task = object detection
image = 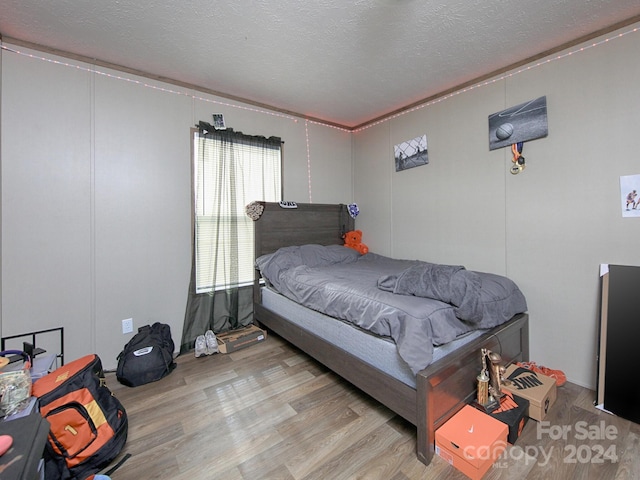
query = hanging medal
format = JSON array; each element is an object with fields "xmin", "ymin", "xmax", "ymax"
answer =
[{"xmin": 510, "ymin": 142, "xmax": 525, "ymax": 174}]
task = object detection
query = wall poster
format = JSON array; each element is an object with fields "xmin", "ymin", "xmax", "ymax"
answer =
[
  {"xmin": 488, "ymin": 96, "xmax": 548, "ymax": 151},
  {"xmin": 394, "ymin": 134, "xmax": 428, "ymax": 172},
  {"xmin": 621, "ymin": 174, "xmax": 640, "ymax": 217}
]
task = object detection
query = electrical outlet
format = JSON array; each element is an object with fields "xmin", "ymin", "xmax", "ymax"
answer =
[{"xmin": 122, "ymin": 318, "xmax": 134, "ymax": 334}]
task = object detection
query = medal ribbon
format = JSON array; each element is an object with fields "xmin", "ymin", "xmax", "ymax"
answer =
[{"xmin": 511, "ymin": 142, "xmax": 524, "ymax": 164}]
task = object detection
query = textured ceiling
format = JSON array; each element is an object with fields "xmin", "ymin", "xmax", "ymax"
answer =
[{"xmin": 1, "ymin": 1, "xmax": 639, "ymax": 128}]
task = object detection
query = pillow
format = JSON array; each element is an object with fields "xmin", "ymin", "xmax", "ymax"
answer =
[{"xmin": 256, "ymin": 244, "xmax": 360, "ymax": 291}]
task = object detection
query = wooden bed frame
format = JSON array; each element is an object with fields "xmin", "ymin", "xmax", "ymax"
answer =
[{"xmin": 252, "ymin": 202, "xmax": 529, "ymax": 465}]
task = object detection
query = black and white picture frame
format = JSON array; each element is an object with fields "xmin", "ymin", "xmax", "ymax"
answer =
[
  {"xmin": 394, "ymin": 134, "xmax": 428, "ymax": 172},
  {"xmin": 489, "ymin": 96, "xmax": 548, "ymax": 150},
  {"xmin": 212, "ymin": 113, "xmax": 226, "ymax": 130}
]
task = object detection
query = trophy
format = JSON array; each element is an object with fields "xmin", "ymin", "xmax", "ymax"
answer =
[
  {"xmin": 476, "ymin": 353, "xmax": 490, "ymax": 405},
  {"xmin": 487, "ymin": 350, "xmax": 507, "ymax": 401},
  {"xmin": 475, "ymin": 348, "xmax": 506, "ymax": 412}
]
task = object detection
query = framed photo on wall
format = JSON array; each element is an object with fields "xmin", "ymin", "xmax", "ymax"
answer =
[
  {"xmin": 394, "ymin": 134, "xmax": 428, "ymax": 172},
  {"xmin": 488, "ymin": 96, "xmax": 548, "ymax": 151}
]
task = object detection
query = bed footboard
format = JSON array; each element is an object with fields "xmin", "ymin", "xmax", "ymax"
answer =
[{"xmin": 415, "ymin": 313, "xmax": 529, "ymax": 465}]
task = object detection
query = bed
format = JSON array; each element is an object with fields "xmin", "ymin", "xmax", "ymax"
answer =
[{"xmin": 251, "ymin": 202, "xmax": 529, "ymax": 465}]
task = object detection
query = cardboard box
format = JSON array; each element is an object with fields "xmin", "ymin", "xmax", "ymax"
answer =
[
  {"xmin": 216, "ymin": 325, "xmax": 267, "ymax": 354},
  {"xmin": 481, "ymin": 392, "xmax": 529, "ymax": 444},
  {"xmin": 502, "ymin": 364, "xmax": 557, "ymax": 421},
  {"xmin": 435, "ymin": 405, "xmax": 508, "ymax": 480}
]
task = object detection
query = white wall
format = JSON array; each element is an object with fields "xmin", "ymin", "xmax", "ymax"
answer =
[
  {"xmin": 0, "ymin": 46, "xmax": 353, "ymax": 369},
  {"xmin": 353, "ymin": 24, "xmax": 640, "ymax": 389}
]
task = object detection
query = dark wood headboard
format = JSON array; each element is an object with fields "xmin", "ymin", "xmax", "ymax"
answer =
[{"xmin": 253, "ymin": 202, "xmax": 354, "ymax": 259}]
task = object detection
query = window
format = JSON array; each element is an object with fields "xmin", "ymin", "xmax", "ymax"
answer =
[{"xmin": 193, "ymin": 129, "xmax": 281, "ymax": 293}]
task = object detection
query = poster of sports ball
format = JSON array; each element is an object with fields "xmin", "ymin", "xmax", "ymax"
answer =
[
  {"xmin": 394, "ymin": 134, "xmax": 428, "ymax": 172},
  {"xmin": 488, "ymin": 96, "xmax": 548, "ymax": 150},
  {"xmin": 620, "ymin": 174, "xmax": 640, "ymax": 218}
]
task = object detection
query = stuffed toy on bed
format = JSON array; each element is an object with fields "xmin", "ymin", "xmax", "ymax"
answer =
[{"xmin": 343, "ymin": 230, "xmax": 369, "ymax": 255}]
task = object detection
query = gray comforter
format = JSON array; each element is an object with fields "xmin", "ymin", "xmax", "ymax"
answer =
[
  {"xmin": 377, "ymin": 263, "xmax": 483, "ymax": 323},
  {"xmin": 256, "ymin": 245, "xmax": 527, "ymax": 374}
]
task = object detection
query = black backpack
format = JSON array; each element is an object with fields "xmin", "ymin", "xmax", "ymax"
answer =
[
  {"xmin": 32, "ymin": 354, "xmax": 128, "ymax": 480},
  {"xmin": 116, "ymin": 322, "xmax": 176, "ymax": 387}
]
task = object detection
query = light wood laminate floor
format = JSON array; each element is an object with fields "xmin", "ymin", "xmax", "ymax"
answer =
[{"xmin": 105, "ymin": 333, "xmax": 640, "ymax": 479}]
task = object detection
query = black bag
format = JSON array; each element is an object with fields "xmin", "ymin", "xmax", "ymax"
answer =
[
  {"xmin": 32, "ymin": 354, "xmax": 128, "ymax": 480},
  {"xmin": 116, "ymin": 322, "xmax": 176, "ymax": 387}
]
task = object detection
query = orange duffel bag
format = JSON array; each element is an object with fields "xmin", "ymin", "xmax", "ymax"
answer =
[{"xmin": 32, "ymin": 354, "xmax": 128, "ymax": 480}]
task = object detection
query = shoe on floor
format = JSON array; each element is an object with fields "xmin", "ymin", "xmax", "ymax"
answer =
[
  {"xmin": 195, "ymin": 334, "xmax": 207, "ymax": 357},
  {"xmin": 516, "ymin": 361, "xmax": 567, "ymax": 387},
  {"xmin": 205, "ymin": 330, "xmax": 219, "ymax": 355}
]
